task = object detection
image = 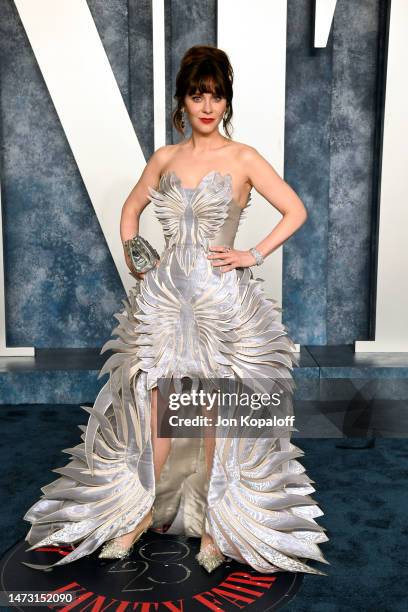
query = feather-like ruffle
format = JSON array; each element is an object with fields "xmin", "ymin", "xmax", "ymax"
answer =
[{"xmin": 22, "ymin": 171, "xmax": 328, "ymax": 574}]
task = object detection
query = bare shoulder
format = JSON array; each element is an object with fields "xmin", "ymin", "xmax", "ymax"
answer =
[
  {"xmin": 149, "ymin": 141, "xmax": 193, "ymax": 173},
  {"xmin": 229, "ymin": 141, "xmax": 261, "ymax": 167},
  {"xmin": 236, "ymin": 142, "xmax": 261, "ymax": 165},
  {"xmin": 235, "ymin": 143, "xmax": 283, "ymax": 187},
  {"xmin": 134, "ymin": 145, "xmax": 178, "ymax": 199},
  {"xmin": 225, "ymin": 141, "xmax": 263, "ymax": 188},
  {"xmin": 147, "ymin": 144, "xmax": 178, "ymax": 170}
]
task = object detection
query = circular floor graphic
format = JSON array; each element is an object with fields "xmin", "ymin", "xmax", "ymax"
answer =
[{"xmin": 1, "ymin": 532, "xmax": 303, "ymax": 611}]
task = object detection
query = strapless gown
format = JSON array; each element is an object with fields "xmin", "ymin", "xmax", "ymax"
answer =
[{"xmin": 22, "ymin": 170, "xmax": 329, "ymax": 574}]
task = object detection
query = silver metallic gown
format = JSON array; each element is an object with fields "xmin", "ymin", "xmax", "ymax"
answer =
[{"xmin": 22, "ymin": 170, "xmax": 329, "ymax": 573}]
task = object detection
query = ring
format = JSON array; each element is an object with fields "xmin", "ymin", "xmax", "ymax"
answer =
[{"xmin": 224, "ymin": 246, "xmax": 232, "ymax": 251}]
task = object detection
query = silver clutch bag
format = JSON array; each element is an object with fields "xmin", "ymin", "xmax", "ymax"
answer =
[{"xmin": 123, "ymin": 234, "xmax": 160, "ymax": 273}]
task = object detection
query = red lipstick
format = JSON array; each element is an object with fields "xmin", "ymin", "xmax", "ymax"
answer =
[{"xmin": 199, "ymin": 118, "xmax": 215, "ymax": 124}]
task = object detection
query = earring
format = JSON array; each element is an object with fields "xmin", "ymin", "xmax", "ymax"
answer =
[{"xmin": 180, "ymin": 109, "xmax": 185, "ymax": 130}]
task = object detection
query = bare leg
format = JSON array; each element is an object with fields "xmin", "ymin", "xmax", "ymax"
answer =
[
  {"xmin": 109, "ymin": 385, "xmax": 171, "ymax": 547},
  {"xmin": 150, "ymin": 385, "xmax": 172, "ymax": 481},
  {"xmin": 199, "ymin": 401, "xmax": 223, "ymax": 557}
]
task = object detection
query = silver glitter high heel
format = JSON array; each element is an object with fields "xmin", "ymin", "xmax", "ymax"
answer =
[
  {"xmin": 98, "ymin": 507, "xmax": 154, "ymax": 559},
  {"xmin": 195, "ymin": 540, "xmax": 226, "ymax": 573}
]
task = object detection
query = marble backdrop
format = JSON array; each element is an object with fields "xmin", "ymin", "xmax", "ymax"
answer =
[{"xmin": 0, "ymin": 0, "xmax": 383, "ymax": 348}]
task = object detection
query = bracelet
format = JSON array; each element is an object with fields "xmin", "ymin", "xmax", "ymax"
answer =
[
  {"xmin": 123, "ymin": 234, "xmax": 138, "ymax": 247},
  {"xmin": 249, "ymin": 247, "xmax": 264, "ymax": 266}
]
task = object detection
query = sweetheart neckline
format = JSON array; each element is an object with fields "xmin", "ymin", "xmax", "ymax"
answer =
[
  {"xmin": 160, "ymin": 169, "xmax": 229, "ymax": 191},
  {"xmin": 159, "ymin": 170, "xmax": 251, "ymax": 209}
]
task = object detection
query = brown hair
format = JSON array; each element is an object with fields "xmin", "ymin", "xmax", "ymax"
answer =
[{"xmin": 172, "ymin": 45, "xmax": 234, "ymax": 139}]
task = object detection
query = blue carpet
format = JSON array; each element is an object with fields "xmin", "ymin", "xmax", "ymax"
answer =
[{"xmin": 1, "ymin": 404, "xmax": 407, "ymax": 611}]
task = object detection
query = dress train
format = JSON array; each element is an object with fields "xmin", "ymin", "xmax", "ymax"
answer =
[{"xmin": 22, "ymin": 171, "xmax": 329, "ymax": 574}]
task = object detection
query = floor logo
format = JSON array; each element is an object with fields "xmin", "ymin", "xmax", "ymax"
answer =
[{"xmin": 1, "ymin": 532, "xmax": 303, "ymax": 611}]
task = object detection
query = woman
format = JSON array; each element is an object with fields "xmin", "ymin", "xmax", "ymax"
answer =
[{"xmin": 23, "ymin": 45, "xmax": 329, "ymax": 575}]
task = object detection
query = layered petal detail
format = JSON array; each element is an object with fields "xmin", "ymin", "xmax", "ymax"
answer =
[
  {"xmin": 205, "ymin": 436, "xmax": 329, "ymax": 575},
  {"xmin": 22, "ymin": 170, "xmax": 328, "ymax": 574},
  {"xmin": 22, "ymin": 368, "xmax": 155, "ymax": 570},
  {"xmin": 147, "ymin": 170, "xmax": 233, "ymax": 276}
]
